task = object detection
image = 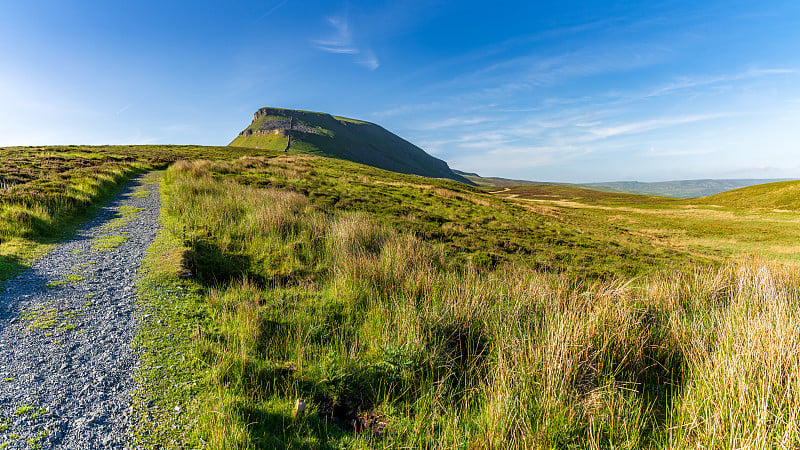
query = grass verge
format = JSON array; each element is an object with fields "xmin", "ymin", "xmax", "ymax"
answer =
[{"xmin": 130, "ymin": 225, "xmax": 210, "ymax": 447}]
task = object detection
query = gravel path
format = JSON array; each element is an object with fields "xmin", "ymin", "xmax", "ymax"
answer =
[{"xmin": 0, "ymin": 172, "xmax": 162, "ymax": 449}]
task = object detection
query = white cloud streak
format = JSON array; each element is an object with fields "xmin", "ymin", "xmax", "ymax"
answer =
[
  {"xmin": 313, "ymin": 15, "xmax": 379, "ymax": 70},
  {"xmin": 643, "ymin": 68, "xmax": 798, "ymax": 99},
  {"xmin": 256, "ymin": 0, "xmax": 289, "ymax": 22},
  {"xmin": 587, "ymin": 113, "xmax": 733, "ymax": 139}
]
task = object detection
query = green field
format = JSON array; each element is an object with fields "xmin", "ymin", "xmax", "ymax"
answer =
[
  {"xmin": 2, "ymin": 146, "xmax": 799, "ymax": 448},
  {"xmin": 493, "ymin": 183, "xmax": 800, "ymax": 264}
]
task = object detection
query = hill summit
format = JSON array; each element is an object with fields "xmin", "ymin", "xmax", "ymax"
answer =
[{"xmin": 230, "ymin": 107, "xmax": 470, "ymax": 183}]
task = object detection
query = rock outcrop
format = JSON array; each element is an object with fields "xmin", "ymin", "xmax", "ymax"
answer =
[{"xmin": 236, "ymin": 108, "xmax": 325, "ymax": 141}]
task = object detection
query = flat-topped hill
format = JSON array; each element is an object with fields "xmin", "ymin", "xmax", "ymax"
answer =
[{"xmin": 230, "ymin": 107, "xmax": 470, "ymax": 184}]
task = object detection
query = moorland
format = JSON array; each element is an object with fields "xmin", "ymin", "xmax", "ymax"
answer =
[{"xmin": 1, "ymin": 110, "xmax": 799, "ymax": 448}]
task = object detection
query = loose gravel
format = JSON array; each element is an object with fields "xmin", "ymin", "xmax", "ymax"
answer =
[{"xmin": 0, "ymin": 172, "xmax": 162, "ymax": 449}]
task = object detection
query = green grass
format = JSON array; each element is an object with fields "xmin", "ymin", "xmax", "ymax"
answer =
[
  {"xmin": 93, "ymin": 234, "xmax": 130, "ymax": 250},
  {"xmin": 229, "ymin": 133, "xmax": 289, "ymax": 151},
  {"xmin": 20, "ymin": 302, "xmax": 82, "ymax": 337},
  {"xmin": 131, "ymin": 190, "xmax": 152, "ymax": 198},
  {"xmin": 491, "ymin": 184, "xmax": 678, "ymax": 205},
  {"xmin": 128, "ymin": 157, "xmax": 800, "ymax": 448},
  {"xmin": 0, "ymin": 145, "xmax": 284, "ymax": 286},
  {"xmin": 0, "ymin": 406, "xmax": 47, "ymax": 449},
  {"xmin": 698, "ymin": 179, "xmax": 800, "ymax": 210},
  {"xmin": 493, "ymin": 183, "xmax": 800, "ymax": 265},
  {"xmin": 332, "ymin": 115, "xmax": 369, "ymax": 124},
  {"xmin": 210, "ymin": 155, "xmax": 702, "ymax": 278},
  {"xmin": 130, "ymin": 224, "xmax": 215, "ymax": 448},
  {"xmin": 5, "ymin": 144, "xmax": 800, "ymax": 448}
]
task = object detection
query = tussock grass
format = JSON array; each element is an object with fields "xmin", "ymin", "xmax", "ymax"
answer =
[
  {"xmin": 140, "ymin": 159, "xmax": 800, "ymax": 448},
  {"xmin": 211, "ymin": 154, "xmax": 704, "ymax": 278}
]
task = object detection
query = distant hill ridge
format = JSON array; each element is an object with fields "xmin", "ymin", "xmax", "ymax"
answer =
[
  {"xmin": 231, "ymin": 107, "xmax": 470, "ymax": 184},
  {"xmin": 583, "ymin": 179, "xmax": 799, "ymax": 198},
  {"xmin": 458, "ymin": 170, "xmax": 797, "ymax": 198},
  {"xmin": 699, "ymin": 179, "xmax": 800, "ymax": 210}
]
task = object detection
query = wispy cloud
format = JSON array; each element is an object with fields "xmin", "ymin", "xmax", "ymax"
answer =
[
  {"xmin": 641, "ymin": 147, "xmax": 720, "ymax": 158},
  {"xmin": 314, "ymin": 16, "xmax": 357, "ymax": 54},
  {"xmin": 638, "ymin": 68, "xmax": 798, "ymax": 99},
  {"xmin": 255, "ymin": 0, "xmax": 289, "ymax": 22},
  {"xmin": 587, "ymin": 113, "xmax": 733, "ymax": 139},
  {"xmin": 358, "ymin": 49, "xmax": 379, "ymax": 71},
  {"xmin": 415, "ymin": 30, "xmax": 674, "ymax": 101},
  {"xmin": 448, "ymin": 144, "xmax": 589, "ymax": 176},
  {"xmin": 313, "ymin": 15, "xmax": 379, "ymax": 70},
  {"xmin": 419, "ymin": 116, "xmax": 497, "ymax": 130},
  {"xmin": 369, "ymin": 101, "xmax": 443, "ymax": 119},
  {"xmin": 115, "ymin": 104, "xmax": 132, "ymax": 115},
  {"xmin": 395, "ymin": 18, "xmax": 619, "ymax": 85},
  {"xmin": 349, "ymin": 8, "xmax": 800, "ymax": 182}
]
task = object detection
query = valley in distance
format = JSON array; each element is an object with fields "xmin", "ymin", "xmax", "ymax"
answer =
[{"xmin": 1, "ymin": 106, "xmax": 799, "ymax": 448}]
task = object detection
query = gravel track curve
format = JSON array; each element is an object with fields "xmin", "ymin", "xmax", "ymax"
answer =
[{"xmin": 0, "ymin": 172, "xmax": 162, "ymax": 449}]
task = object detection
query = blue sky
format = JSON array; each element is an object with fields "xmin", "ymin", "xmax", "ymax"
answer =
[{"xmin": 1, "ymin": 0, "xmax": 799, "ymax": 182}]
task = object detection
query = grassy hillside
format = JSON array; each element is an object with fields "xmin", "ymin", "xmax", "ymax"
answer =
[
  {"xmin": 206, "ymin": 154, "xmax": 700, "ymax": 278},
  {"xmin": 458, "ymin": 171, "xmax": 796, "ymax": 198},
  {"xmin": 489, "ymin": 184, "xmax": 676, "ymax": 205},
  {"xmin": 230, "ymin": 107, "xmax": 471, "ymax": 184},
  {"xmin": 584, "ymin": 178, "xmax": 797, "ymax": 198},
  {"xmin": 492, "ymin": 183, "xmax": 800, "ymax": 264},
  {"xmin": 5, "ymin": 146, "xmax": 800, "ymax": 448},
  {"xmin": 133, "ymin": 156, "xmax": 800, "ymax": 448},
  {"xmin": 698, "ymin": 179, "xmax": 800, "ymax": 210},
  {"xmin": 458, "ymin": 173, "xmax": 552, "ymax": 187},
  {"xmin": 454, "ymin": 171, "xmax": 623, "ymax": 194},
  {"xmin": 456, "ymin": 173, "xmax": 610, "ymax": 192}
]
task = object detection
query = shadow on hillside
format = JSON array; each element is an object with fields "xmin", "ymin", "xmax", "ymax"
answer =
[
  {"xmin": 585, "ymin": 309, "xmax": 687, "ymax": 442},
  {"xmin": 187, "ymin": 238, "xmax": 255, "ymax": 286},
  {"xmin": 0, "ymin": 254, "xmax": 25, "ymax": 285},
  {"xmin": 237, "ymin": 408, "xmax": 346, "ymax": 450},
  {"xmin": 187, "ymin": 237, "xmax": 314, "ymax": 288},
  {"xmin": 640, "ymin": 310, "xmax": 687, "ymax": 433},
  {"xmin": 213, "ymin": 361, "xmax": 353, "ymax": 448}
]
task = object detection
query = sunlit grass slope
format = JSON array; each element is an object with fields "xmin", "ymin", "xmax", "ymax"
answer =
[
  {"xmin": 229, "ymin": 133, "xmax": 289, "ymax": 152},
  {"xmin": 0, "ymin": 145, "xmax": 280, "ymax": 283},
  {"xmin": 488, "ymin": 184, "xmax": 677, "ymax": 205},
  {"xmin": 493, "ymin": 183, "xmax": 800, "ymax": 264},
  {"xmin": 133, "ymin": 157, "xmax": 800, "ymax": 449},
  {"xmin": 214, "ymin": 154, "xmax": 698, "ymax": 277},
  {"xmin": 698, "ymin": 179, "xmax": 800, "ymax": 210}
]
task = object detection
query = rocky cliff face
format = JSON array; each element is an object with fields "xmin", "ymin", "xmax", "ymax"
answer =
[{"xmin": 236, "ymin": 108, "xmax": 324, "ymax": 139}]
